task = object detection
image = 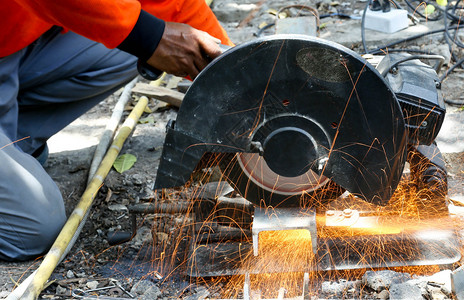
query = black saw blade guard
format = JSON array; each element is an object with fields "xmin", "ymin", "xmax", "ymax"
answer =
[{"xmin": 154, "ymin": 35, "xmax": 407, "ymax": 206}]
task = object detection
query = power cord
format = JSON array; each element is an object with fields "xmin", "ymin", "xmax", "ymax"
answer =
[{"xmin": 379, "ymin": 54, "xmax": 445, "ymax": 77}]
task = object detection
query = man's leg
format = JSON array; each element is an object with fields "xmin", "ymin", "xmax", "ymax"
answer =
[
  {"xmin": 0, "ymin": 28, "xmax": 137, "ymax": 260},
  {"xmin": 0, "ymin": 132, "xmax": 66, "ymax": 260},
  {"xmin": 17, "ymin": 27, "xmax": 138, "ymax": 154},
  {"xmin": 0, "ymin": 42, "xmax": 63, "ymax": 261}
]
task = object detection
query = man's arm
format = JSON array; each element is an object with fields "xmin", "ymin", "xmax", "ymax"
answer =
[
  {"xmin": 14, "ymin": 0, "xmax": 223, "ymax": 78},
  {"xmin": 117, "ymin": 10, "xmax": 222, "ymax": 79},
  {"xmin": 146, "ymin": 22, "xmax": 222, "ymax": 78}
]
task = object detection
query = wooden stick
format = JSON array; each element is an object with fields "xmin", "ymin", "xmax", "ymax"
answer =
[{"xmin": 131, "ymin": 82, "xmax": 184, "ymax": 107}]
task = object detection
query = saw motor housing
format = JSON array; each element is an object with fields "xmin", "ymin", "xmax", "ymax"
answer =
[{"xmin": 378, "ymin": 53, "xmax": 445, "ymax": 145}]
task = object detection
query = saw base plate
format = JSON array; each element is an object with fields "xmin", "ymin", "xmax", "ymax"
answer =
[
  {"xmin": 187, "ymin": 220, "xmax": 460, "ymax": 277},
  {"xmin": 186, "ymin": 183, "xmax": 460, "ymax": 277}
]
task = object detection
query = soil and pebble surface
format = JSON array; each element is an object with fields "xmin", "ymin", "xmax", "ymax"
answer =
[{"xmin": 2, "ymin": 0, "xmax": 464, "ymax": 299}]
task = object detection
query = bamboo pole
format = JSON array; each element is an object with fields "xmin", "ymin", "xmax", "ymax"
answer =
[{"xmin": 87, "ymin": 76, "xmax": 139, "ymax": 184}]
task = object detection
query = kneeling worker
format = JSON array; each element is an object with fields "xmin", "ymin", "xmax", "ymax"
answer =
[{"xmin": 0, "ymin": 0, "xmax": 233, "ymax": 261}]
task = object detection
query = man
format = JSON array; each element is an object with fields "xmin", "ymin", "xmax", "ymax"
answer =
[{"xmin": 0, "ymin": 0, "xmax": 233, "ymax": 261}]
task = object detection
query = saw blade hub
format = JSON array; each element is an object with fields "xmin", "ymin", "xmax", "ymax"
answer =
[
  {"xmin": 262, "ymin": 126, "xmax": 317, "ymax": 177},
  {"xmin": 252, "ymin": 114, "xmax": 330, "ymax": 178}
]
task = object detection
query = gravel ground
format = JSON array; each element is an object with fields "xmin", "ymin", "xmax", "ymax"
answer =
[{"xmin": 2, "ymin": 0, "xmax": 464, "ymax": 299}]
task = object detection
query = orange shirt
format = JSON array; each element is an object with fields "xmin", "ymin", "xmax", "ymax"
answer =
[
  {"xmin": 141, "ymin": 0, "xmax": 232, "ymax": 47},
  {"xmin": 0, "ymin": 0, "xmax": 232, "ymax": 58}
]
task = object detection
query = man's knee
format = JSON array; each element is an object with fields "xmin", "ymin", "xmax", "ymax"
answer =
[
  {"xmin": 0, "ymin": 204, "xmax": 66, "ymax": 261},
  {"xmin": 0, "ymin": 134, "xmax": 66, "ymax": 261}
]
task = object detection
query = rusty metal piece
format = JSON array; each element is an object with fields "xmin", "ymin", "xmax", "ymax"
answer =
[
  {"xmin": 197, "ymin": 226, "xmax": 251, "ymax": 243},
  {"xmin": 115, "ymin": 283, "xmax": 135, "ymax": 298},
  {"xmin": 252, "ymin": 207, "xmax": 317, "ymax": 256},
  {"xmin": 127, "ymin": 202, "xmax": 190, "ymax": 214},
  {"xmin": 72, "ymin": 285, "xmax": 116, "ymax": 297},
  {"xmin": 107, "ymin": 288, "xmax": 123, "ymax": 297},
  {"xmin": 72, "ymin": 285, "xmax": 133, "ymax": 299}
]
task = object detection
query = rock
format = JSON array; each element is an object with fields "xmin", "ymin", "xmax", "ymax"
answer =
[
  {"xmin": 321, "ymin": 280, "xmax": 360, "ymax": 297},
  {"xmin": 108, "ymin": 204, "xmax": 128, "ymax": 212},
  {"xmin": 436, "ymin": 112, "xmax": 464, "ymax": 153},
  {"xmin": 427, "ymin": 284, "xmax": 447, "ymax": 300},
  {"xmin": 86, "ymin": 280, "xmax": 99, "ymax": 290},
  {"xmin": 130, "ymin": 279, "xmax": 162, "ymax": 300},
  {"xmin": 141, "ymin": 286, "xmax": 163, "ymax": 300},
  {"xmin": 183, "ymin": 286, "xmax": 211, "ymax": 300},
  {"xmin": 140, "ymin": 186, "xmax": 156, "ymax": 200},
  {"xmin": 422, "ymin": 43, "xmax": 451, "ymax": 67},
  {"xmin": 321, "ymin": 281, "xmax": 343, "ymax": 296},
  {"xmin": 425, "ymin": 270, "xmax": 452, "ymax": 296},
  {"xmin": 452, "ymin": 265, "xmax": 464, "ymax": 300},
  {"xmin": 436, "ymin": 44, "xmax": 452, "ymax": 66},
  {"xmin": 0, "ymin": 291, "xmax": 10, "ymax": 298},
  {"xmin": 131, "ymin": 226, "xmax": 153, "ymax": 247},
  {"xmin": 376, "ymin": 289, "xmax": 389, "ymax": 299},
  {"xmin": 407, "ymin": 279, "xmax": 428, "ymax": 297},
  {"xmin": 66, "ymin": 270, "xmax": 75, "ymax": 279},
  {"xmin": 131, "ymin": 173, "xmax": 144, "ymax": 185},
  {"xmin": 389, "ymin": 282, "xmax": 423, "ymax": 300},
  {"xmin": 56, "ymin": 285, "xmax": 67, "ymax": 295},
  {"xmin": 212, "ymin": 1, "xmax": 258, "ymax": 23},
  {"xmin": 363, "ymin": 270, "xmax": 412, "ymax": 292},
  {"xmin": 130, "ymin": 280, "xmax": 154, "ymax": 294},
  {"xmin": 75, "ymin": 272, "xmax": 86, "ymax": 278},
  {"xmin": 155, "ymin": 232, "xmax": 169, "ymax": 244}
]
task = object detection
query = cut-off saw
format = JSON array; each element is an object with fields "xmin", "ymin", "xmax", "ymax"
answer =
[{"xmin": 152, "ymin": 35, "xmax": 459, "ymax": 275}]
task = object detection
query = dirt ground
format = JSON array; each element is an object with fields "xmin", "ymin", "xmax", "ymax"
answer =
[{"xmin": 2, "ymin": 0, "xmax": 464, "ymax": 299}]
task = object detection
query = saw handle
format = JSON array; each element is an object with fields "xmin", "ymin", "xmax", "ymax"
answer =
[{"xmin": 137, "ymin": 59, "xmax": 163, "ymax": 81}]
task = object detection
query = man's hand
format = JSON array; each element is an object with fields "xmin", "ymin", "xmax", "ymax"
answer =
[{"xmin": 146, "ymin": 22, "xmax": 222, "ymax": 79}]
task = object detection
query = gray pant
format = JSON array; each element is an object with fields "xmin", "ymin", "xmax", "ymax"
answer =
[{"xmin": 0, "ymin": 27, "xmax": 138, "ymax": 260}]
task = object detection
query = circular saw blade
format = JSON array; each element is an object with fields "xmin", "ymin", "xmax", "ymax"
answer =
[
  {"xmin": 219, "ymin": 153, "xmax": 344, "ymax": 207},
  {"xmin": 166, "ymin": 35, "xmax": 407, "ymax": 207}
]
